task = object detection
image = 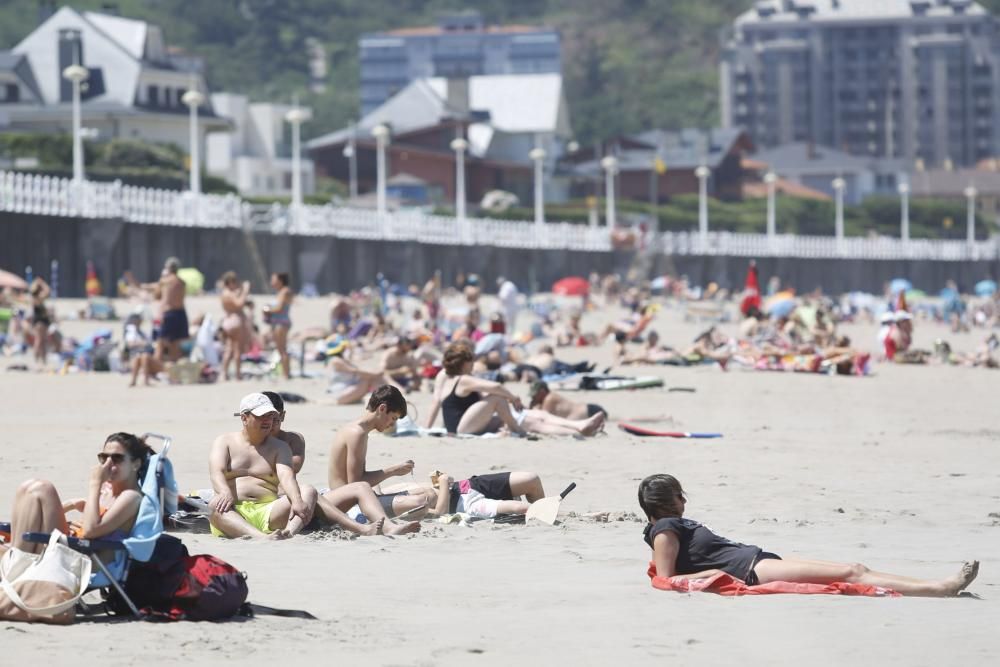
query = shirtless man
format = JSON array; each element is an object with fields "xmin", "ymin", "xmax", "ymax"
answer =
[
  {"xmin": 325, "ymin": 385, "xmax": 429, "ymax": 521},
  {"xmin": 146, "ymin": 257, "xmax": 188, "ymax": 362},
  {"xmin": 529, "ymin": 381, "xmax": 607, "ymax": 421},
  {"xmin": 208, "ymin": 393, "xmax": 316, "ymax": 539},
  {"xmin": 259, "ymin": 391, "xmax": 415, "ymax": 536},
  {"xmin": 380, "ymin": 336, "xmax": 421, "ymax": 391}
]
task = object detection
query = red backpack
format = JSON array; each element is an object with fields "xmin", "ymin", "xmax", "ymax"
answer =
[{"xmin": 169, "ymin": 554, "xmax": 249, "ymax": 621}]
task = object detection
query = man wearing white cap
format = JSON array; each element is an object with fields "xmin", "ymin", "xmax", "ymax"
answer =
[{"xmin": 208, "ymin": 392, "xmax": 316, "ymax": 539}]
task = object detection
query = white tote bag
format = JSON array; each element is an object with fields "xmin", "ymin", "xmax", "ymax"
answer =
[{"xmin": 0, "ymin": 529, "xmax": 92, "ymax": 624}]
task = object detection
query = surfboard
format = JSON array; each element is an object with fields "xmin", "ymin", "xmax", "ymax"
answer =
[{"xmin": 618, "ymin": 423, "xmax": 722, "ymax": 438}]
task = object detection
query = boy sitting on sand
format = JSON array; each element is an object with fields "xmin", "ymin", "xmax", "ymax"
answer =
[{"xmin": 324, "ymin": 385, "xmax": 428, "ymax": 525}]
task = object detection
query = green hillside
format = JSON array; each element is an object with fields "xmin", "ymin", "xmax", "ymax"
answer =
[{"xmin": 0, "ymin": 0, "xmax": 753, "ymax": 142}]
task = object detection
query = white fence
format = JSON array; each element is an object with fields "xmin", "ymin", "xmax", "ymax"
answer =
[{"xmin": 1, "ymin": 170, "xmax": 997, "ymax": 260}]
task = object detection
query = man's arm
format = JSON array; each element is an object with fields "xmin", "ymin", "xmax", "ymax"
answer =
[
  {"xmin": 428, "ymin": 474, "xmax": 452, "ymax": 517},
  {"xmin": 274, "ymin": 444, "xmax": 309, "ymax": 522},
  {"xmin": 208, "ymin": 436, "xmax": 237, "ymax": 513}
]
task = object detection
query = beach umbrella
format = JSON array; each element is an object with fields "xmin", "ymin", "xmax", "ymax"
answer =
[
  {"xmin": 765, "ymin": 290, "xmax": 797, "ymax": 318},
  {"xmin": 0, "ymin": 269, "xmax": 28, "ymax": 291},
  {"xmin": 905, "ymin": 289, "xmax": 927, "ymax": 302},
  {"xmin": 552, "ymin": 276, "xmax": 589, "ymax": 296},
  {"xmin": 177, "ymin": 267, "xmax": 205, "ymax": 295},
  {"xmin": 890, "ymin": 278, "xmax": 912, "ymax": 294},
  {"xmin": 975, "ymin": 279, "xmax": 997, "ymax": 297}
]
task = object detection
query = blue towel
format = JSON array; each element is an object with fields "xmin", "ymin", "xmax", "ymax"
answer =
[{"xmin": 122, "ymin": 453, "xmax": 177, "ymax": 563}]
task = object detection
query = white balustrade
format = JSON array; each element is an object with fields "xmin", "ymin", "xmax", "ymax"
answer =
[{"xmin": 1, "ymin": 170, "xmax": 997, "ymax": 259}]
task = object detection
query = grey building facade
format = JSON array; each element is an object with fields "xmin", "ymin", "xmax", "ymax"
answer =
[
  {"xmin": 359, "ymin": 11, "xmax": 560, "ymax": 115},
  {"xmin": 721, "ymin": 0, "xmax": 1000, "ymax": 168}
]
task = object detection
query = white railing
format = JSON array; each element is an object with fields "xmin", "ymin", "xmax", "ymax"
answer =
[{"xmin": 1, "ymin": 170, "xmax": 997, "ymax": 260}]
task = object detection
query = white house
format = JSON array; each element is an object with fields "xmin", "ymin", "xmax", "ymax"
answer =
[
  {"xmin": 3, "ymin": 7, "xmax": 228, "ymax": 156},
  {"xmin": 207, "ymin": 93, "xmax": 315, "ymax": 198}
]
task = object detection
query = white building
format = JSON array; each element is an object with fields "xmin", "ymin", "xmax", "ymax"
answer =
[
  {"xmin": 3, "ymin": 7, "xmax": 228, "ymax": 157},
  {"xmin": 207, "ymin": 93, "xmax": 315, "ymax": 197}
]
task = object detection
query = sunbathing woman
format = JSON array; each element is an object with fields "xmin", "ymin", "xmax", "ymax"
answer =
[
  {"xmin": 7, "ymin": 433, "xmax": 152, "ymax": 553},
  {"xmin": 638, "ymin": 474, "xmax": 979, "ymax": 597},
  {"xmin": 425, "ymin": 341, "xmax": 605, "ymax": 436},
  {"xmin": 423, "ymin": 471, "xmax": 545, "ymax": 519},
  {"xmin": 220, "ymin": 271, "xmax": 253, "ymax": 381}
]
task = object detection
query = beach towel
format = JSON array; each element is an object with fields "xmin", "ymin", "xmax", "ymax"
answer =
[{"xmin": 647, "ymin": 564, "xmax": 899, "ymax": 597}]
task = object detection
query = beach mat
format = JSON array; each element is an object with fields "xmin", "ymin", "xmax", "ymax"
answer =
[
  {"xmin": 647, "ymin": 564, "xmax": 899, "ymax": 597},
  {"xmin": 549, "ymin": 374, "xmax": 664, "ymax": 392},
  {"xmin": 619, "ymin": 423, "xmax": 721, "ymax": 438}
]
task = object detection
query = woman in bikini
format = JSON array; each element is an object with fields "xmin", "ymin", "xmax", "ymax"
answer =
[
  {"xmin": 219, "ymin": 271, "xmax": 252, "ymax": 381},
  {"xmin": 5, "ymin": 433, "xmax": 152, "ymax": 554},
  {"xmin": 639, "ymin": 474, "xmax": 979, "ymax": 596},
  {"xmin": 264, "ymin": 272, "xmax": 294, "ymax": 380},
  {"xmin": 425, "ymin": 341, "xmax": 605, "ymax": 436},
  {"xmin": 27, "ymin": 277, "xmax": 52, "ymax": 367}
]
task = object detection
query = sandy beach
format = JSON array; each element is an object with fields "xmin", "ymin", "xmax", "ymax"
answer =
[{"xmin": 1, "ymin": 293, "xmax": 997, "ymax": 665}]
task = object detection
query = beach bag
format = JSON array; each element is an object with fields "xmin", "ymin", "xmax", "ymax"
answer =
[
  {"xmin": 0, "ymin": 530, "xmax": 92, "ymax": 624},
  {"xmin": 172, "ymin": 554, "xmax": 249, "ymax": 620}
]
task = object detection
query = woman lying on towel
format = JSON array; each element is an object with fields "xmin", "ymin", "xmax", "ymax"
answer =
[
  {"xmin": 638, "ymin": 474, "xmax": 979, "ymax": 597},
  {"xmin": 6, "ymin": 433, "xmax": 152, "ymax": 553},
  {"xmin": 421, "ymin": 471, "xmax": 544, "ymax": 519}
]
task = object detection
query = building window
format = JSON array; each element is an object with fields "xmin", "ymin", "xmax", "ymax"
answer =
[
  {"xmin": 0, "ymin": 84, "xmax": 19, "ymax": 103},
  {"xmin": 147, "ymin": 85, "xmax": 159, "ymax": 106}
]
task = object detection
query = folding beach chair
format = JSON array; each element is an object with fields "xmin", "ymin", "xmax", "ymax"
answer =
[{"xmin": 1, "ymin": 433, "xmax": 178, "ymax": 619}]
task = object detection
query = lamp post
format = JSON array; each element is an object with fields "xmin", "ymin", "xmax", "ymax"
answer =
[
  {"xmin": 450, "ymin": 136, "xmax": 468, "ymax": 221},
  {"xmin": 964, "ymin": 185, "xmax": 978, "ymax": 248},
  {"xmin": 898, "ymin": 182, "xmax": 910, "ymax": 244},
  {"xmin": 285, "ymin": 104, "xmax": 310, "ymax": 212},
  {"xmin": 62, "ymin": 64, "xmax": 89, "ymax": 184},
  {"xmin": 600, "ymin": 155, "xmax": 618, "ymax": 227},
  {"xmin": 529, "ymin": 147, "xmax": 546, "ymax": 228},
  {"xmin": 695, "ymin": 165, "xmax": 710, "ymax": 248},
  {"xmin": 832, "ymin": 177, "xmax": 846, "ymax": 248},
  {"xmin": 372, "ymin": 124, "xmax": 390, "ymax": 215},
  {"xmin": 343, "ymin": 121, "xmax": 358, "ymax": 200},
  {"xmin": 764, "ymin": 170, "xmax": 777, "ymax": 244},
  {"xmin": 181, "ymin": 85, "xmax": 205, "ymax": 197}
]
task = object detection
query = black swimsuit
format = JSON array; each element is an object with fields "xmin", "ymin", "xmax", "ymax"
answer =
[
  {"xmin": 441, "ymin": 377, "xmax": 481, "ymax": 433},
  {"xmin": 32, "ymin": 302, "xmax": 50, "ymax": 328}
]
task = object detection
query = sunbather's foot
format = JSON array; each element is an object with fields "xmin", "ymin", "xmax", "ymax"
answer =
[
  {"xmin": 384, "ymin": 519, "xmax": 420, "ymax": 536},
  {"xmin": 268, "ymin": 529, "xmax": 292, "ymax": 540},
  {"xmin": 360, "ymin": 517, "xmax": 385, "ymax": 537},
  {"xmin": 944, "ymin": 561, "xmax": 980, "ymax": 595},
  {"xmin": 580, "ymin": 412, "xmax": 605, "ymax": 436}
]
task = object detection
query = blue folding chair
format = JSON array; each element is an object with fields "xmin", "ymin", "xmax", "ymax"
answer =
[{"xmin": 1, "ymin": 433, "xmax": 178, "ymax": 618}]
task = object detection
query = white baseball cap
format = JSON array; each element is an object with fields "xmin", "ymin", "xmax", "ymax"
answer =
[
  {"xmin": 894, "ymin": 311, "xmax": 913, "ymax": 322},
  {"xmin": 235, "ymin": 392, "xmax": 277, "ymax": 417}
]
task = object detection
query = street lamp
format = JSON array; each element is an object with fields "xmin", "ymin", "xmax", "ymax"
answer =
[
  {"xmin": 832, "ymin": 177, "xmax": 846, "ymax": 247},
  {"xmin": 372, "ymin": 123, "xmax": 390, "ymax": 215},
  {"xmin": 764, "ymin": 170, "xmax": 777, "ymax": 242},
  {"xmin": 601, "ymin": 155, "xmax": 619, "ymax": 227},
  {"xmin": 695, "ymin": 165, "xmax": 710, "ymax": 247},
  {"xmin": 62, "ymin": 64, "xmax": 89, "ymax": 184},
  {"xmin": 964, "ymin": 185, "xmax": 978, "ymax": 247},
  {"xmin": 529, "ymin": 147, "xmax": 546, "ymax": 227},
  {"xmin": 285, "ymin": 104, "xmax": 310, "ymax": 212},
  {"xmin": 898, "ymin": 182, "xmax": 910, "ymax": 244},
  {"xmin": 450, "ymin": 136, "xmax": 468, "ymax": 221},
  {"xmin": 342, "ymin": 120, "xmax": 358, "ymax": 199},
  {"xmin": 181, "ymin": 85, "xmax": 205, "ymax": 197}
]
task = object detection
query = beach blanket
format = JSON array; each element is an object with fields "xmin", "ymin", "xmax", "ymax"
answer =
[
  {"xmin": 547, "ymin": 373, "xmax": 664, "ymax": 391},
  {"xmin": 647, "ymin": 564, "xmax": 899, "ymax": 597}
]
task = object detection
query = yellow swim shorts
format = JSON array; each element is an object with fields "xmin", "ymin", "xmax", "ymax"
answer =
[{"xmin": 210, "ymin": 498, "xmax": 276, "ymax": 537}]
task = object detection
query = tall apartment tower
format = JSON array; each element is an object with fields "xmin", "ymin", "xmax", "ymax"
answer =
[
  {"xmin": 721, "ymin": 0, "xmax": 1000, "ymax": 168},
  {"xmin": 359, "ymin": 11, "xmax": 561, "ymax": 115}
]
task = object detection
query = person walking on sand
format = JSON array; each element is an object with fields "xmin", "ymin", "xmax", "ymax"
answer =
[
  {"xmin": 144, "ymin": 257, "xmax": 188, "ymax": 363},
  {"xmin": 27, "ymin": 276, "xmax": 52, "ymax": 367},
  {"xmin": 220, "ymin": 271, "xmax": 252, "ymax": 381},
  {"xmin": 264, "ymin": 272, "xmax": 294, "ymax": 380},
  {"xmin": 207, "ymin": 393, "xmax": 315, "ymax": 539},
  {"xmin": 324, "ymin": 385, "xmax": 426, "ymax": 526},
  {"xmin": 638, "ymin": 474, "xmax": 979, "ymax": 596}
]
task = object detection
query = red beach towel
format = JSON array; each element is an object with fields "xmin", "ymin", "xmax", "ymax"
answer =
[{"xmin": 647, "ymin": 564, "xmax": 900, "ymax": 597}]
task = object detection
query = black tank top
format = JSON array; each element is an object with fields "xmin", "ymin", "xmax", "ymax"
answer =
[{"xmin": 441, "ymin": 377, "xmax": 481, "ymax": 433}]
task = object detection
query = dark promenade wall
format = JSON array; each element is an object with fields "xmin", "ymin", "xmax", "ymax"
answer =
[{"xmin": 1, "ymin": 212, "xmax": 997, "ymax": 297}]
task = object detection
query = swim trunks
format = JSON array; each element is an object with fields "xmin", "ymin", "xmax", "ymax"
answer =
[
  {"xmin": 376, "ymin": 491, "xmax": 410, "ymax": 518},
  {"xmin": 587, "ymin": 403, "xmax": 607, "ymax": 418},
  {"xmin": 210, "ymin": 498, "xmax": 276, "ymax": 537},
  {"xmin": 160, "ymin": 308, "xmax": 189, "ymax": 342}
]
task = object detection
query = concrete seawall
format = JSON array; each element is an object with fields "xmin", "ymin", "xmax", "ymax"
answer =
[{"xmin": 1, "ymin": 213, "xmax": 997, "ymax": 297}]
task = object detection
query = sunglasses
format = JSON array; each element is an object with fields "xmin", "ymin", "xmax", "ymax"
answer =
[{"xmin": 97, "ymin": 453, "xmax": 127, "ymax": 464}]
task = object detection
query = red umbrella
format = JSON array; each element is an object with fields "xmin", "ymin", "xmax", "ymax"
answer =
[
  {"xmin": 552, "ymin": 276, "xmax": 589, "ymax": 296},
  {"xmin": 0, "ymin": 269, "xmax": 28, "ymax": 291}
]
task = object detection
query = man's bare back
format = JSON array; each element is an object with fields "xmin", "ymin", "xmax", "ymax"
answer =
[
  {"xmin": 542, "ymin": 391, "xmax": 590, "ymax": 421},
  {"xmin": 328, "ymin": 422, "xmax": 368, "ymax": 490},
  {"xmin": 161, "ymin": 274, "xmax": 185, "ymax": 311}
]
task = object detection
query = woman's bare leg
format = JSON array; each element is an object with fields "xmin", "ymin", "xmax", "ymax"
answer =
[
  {"xmin": 32, "ymin": 323, "xmax": 47, "ymax": 365},
  {"xmin": 458, "ymin": 395, "xmax": 526, "ymax": 435},
  {"xmin": 11, "ymin": 480, "xmax": 69, "ymax": 553},
  {"xmin": 522, "ymin": 409, "xmax": 604, "ymax": 436},
  {"xmin": 336, "ymin": 379, "xmax": 373, "ymax": 405},
  {"xmin": 507, "ymin": 472, "xmax": 545, "ymax": 502},
  {"xmin": 753, "ymin": 557, "xmax": 980, "ymax": 597},
  {"xmin": 496, "ymin": 500, "xmax": 531, "ymax": 514},
  {"xmin": 221, "ymin": 334, "xmax": 233, "ymax": 380},
  {"xmin": 322, "ymin": 483, "xmax": 420, "ymax": 535},
  {"xmin": 273, "ymin": 325, "xmax": 291, "ymax": 379},
  {"xmin": 129, "ymin": 355, "xmax": 142, "ymax": 387}
]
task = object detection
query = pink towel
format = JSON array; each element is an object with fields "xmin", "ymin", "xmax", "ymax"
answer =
[{"xmin": 647, "ymin": 564, "xmax": 900, "ymax": 597}]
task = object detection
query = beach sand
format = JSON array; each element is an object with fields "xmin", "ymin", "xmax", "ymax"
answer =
[{"xmin": 1, "ymin": 293, "xmax": 997, "ymax": 665}]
